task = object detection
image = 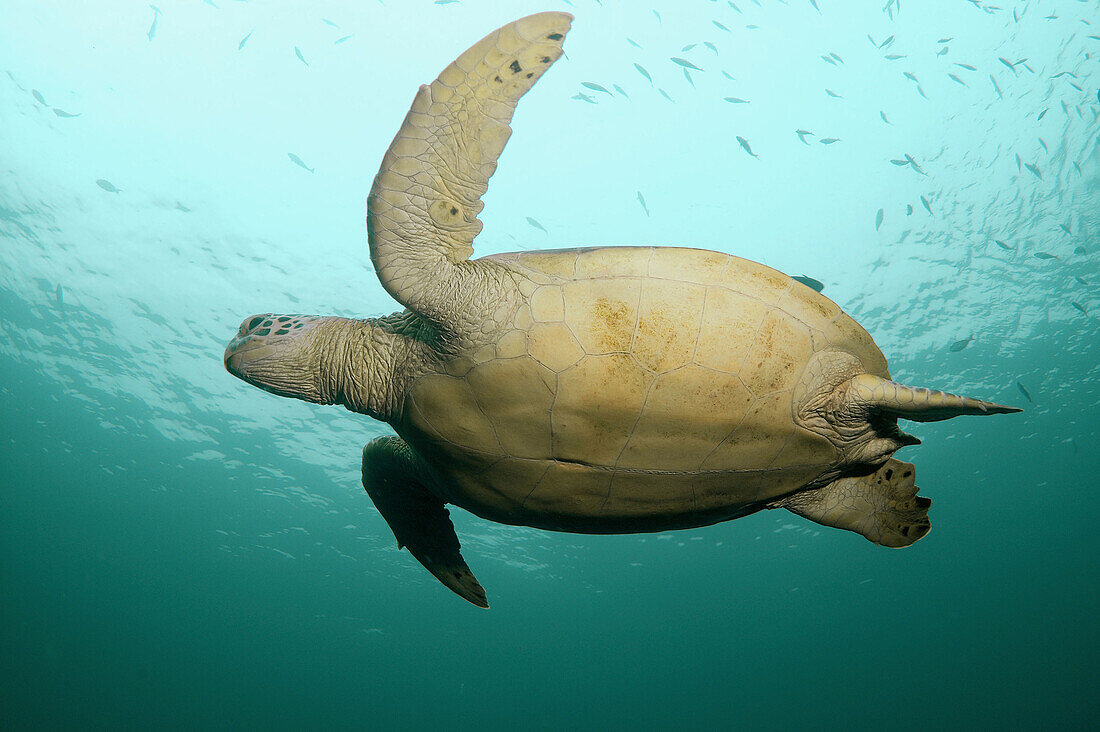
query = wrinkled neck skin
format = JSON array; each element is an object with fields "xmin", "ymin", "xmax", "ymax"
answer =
[{"xmin": 224, "ymin": 314, "xmax": 408, "ymax": 422}]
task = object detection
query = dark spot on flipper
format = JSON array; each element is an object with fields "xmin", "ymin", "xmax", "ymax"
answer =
[
  {"xmin": 903, "ymin": 470, "xmax": 912, "ymax": 478},
  {"xmin": 526, "ymin": 72, "xmax": 533, "ymax": 78},
  {"xmin": 916, "ymin": 496, "xmax": 931, "ymax": 508},
  {"xmin": 494, "ymin": 75, "xmax": 502, "ymax": 83},
  {"xmin": 547, "ymin": 33, "xmax": 563, "ymax": 40},
  {"xmin": 901, "ymin": 526, "xmax": 910, "ymax": 537},
  {"xmin": 885, "ymin": 468, "xmax": 893, "ymax": 480},
  {"xmin": 450, "ymin": 206, "xmax": 458, "ymax": 215},
  {"xmin": 509, "ymin": 60, "xmax": 522, "ymax": 74},
  {"xmin": 541, "ymin": 56, "xmax": 551, "ymax": 63}
]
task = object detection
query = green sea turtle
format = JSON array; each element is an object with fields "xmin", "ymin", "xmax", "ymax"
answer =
[{"xmin": 224, "ymin": 12, "xmax": 1020, "ymax": 608}]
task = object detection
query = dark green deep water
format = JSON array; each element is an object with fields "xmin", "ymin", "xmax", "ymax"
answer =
[{"xmin": 2, "ymin": 1, "xmax": 1097, "ymax": 729}]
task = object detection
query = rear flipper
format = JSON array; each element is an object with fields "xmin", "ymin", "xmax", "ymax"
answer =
[
  {"xmin": 362, "ymin": 436, "xmax": 489, "ymax": 608},
  {"xmin": 775, "ymin": 458, "xmax": 931, "ymax": 547}
]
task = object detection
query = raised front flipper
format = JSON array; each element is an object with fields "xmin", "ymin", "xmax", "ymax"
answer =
[
  {"xmin": 367, "ymin": 12, "xmax": 572, "ymax": 330},
  {"xmin": 774, "ymin": 459, "xmax": 931, "ymax": 548},
  {"xmin": 362, "ymin": 437, "xmax": 489, "ymax": 608}
]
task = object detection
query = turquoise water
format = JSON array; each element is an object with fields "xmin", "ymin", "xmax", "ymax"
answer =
[{"xmin": 2, "ymin": 0, "xmax": 1097, "ymax": 728}]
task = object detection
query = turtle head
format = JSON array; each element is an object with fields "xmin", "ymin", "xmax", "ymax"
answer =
[{"xmin": 224, "ymin": 314, "xmax": 347, "ymax": 405}]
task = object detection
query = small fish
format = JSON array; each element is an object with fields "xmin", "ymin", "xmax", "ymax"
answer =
[
  {"xmin": 954, "ymin": 63, "xmax": 976, "ymax": 71},
  {"xmin": 721, "ymin": 70, "xmax": 736, "ymax": 81},
  {"xmin": 905, "ymin": 204, "xmax": 913, "ymax": 215},
  {"xmin": 1076, "ymin": 276, "xmax": 1089, "ymax": 285},
  {"xmin": 994, "ymin": 240, "xmax": 1014, "ymax": 251},
  {"xmin": 1024, "ymin": 162, "xmax": 1042, "ymax": 179},
  {"xmin": 147, "ymin": 9, "xmax": 159, "ymax": 42},
  {"xmin": 821, "ymin": 55, "xmax": 838, "ymax": 67},
  {"xmin": 1071, "ymin": 301, "xmax": 1088, "ymax": 316},
  {"xmin": 1032, "ymin": 252, "xmax": 1058, "ymax": 260},
  {"xmin": 626, "ymin": 37, "xmax": 642, "ymax": 48},
  {"xmin": 1074, "ymin": 246, "xmax": 1087, "ymax": 256},
  {"xmin": 729, "ymin": 2, "xmax": 743, "ymax": 14},
  {"xmin": 890, "ymin": 159, "xmax": 909, "ymax": 166},
  {"xmin": 571, "ymin": 93, "xmax": 596, "ymax": 104},
  {"xmin": 682, "ymin": 68, "xmax": 695, "ymax": 88},
  {"xmin": 989, "ymin": 74, "xmax": 1002, "ymax": 98},
  {"xmin": 636, "ymin": 191, "xmax": 649, "ymax": 216},
  {"xmin": 175, "ymin": 202, "xmax": 191, "ymax": 213},
  {"xmin": 937, "ymin": 47, "xmax": 949, "ymax": 56},
  {"xmin": 1014, "ymin": 153, "xmax": 1021, "ymax": 171},
  {"xmin": 735, "ymin": 136, "xmax": 758, "ymax": 158},
  {"xmin": 582, "ymin": 82, "xmax": 612, "ymax": 95},
  {"xmin": 32, "ymin": 89, "xmax": 46, "ymax": 105},
  {"xmin": 795, "ymin": 129, "xmax": 814, "ymax": 144},
  {"xmin": 949, "ymin": 336, "xmax": 973, "ymax": 352},
  {"xmin": 321, "ymin": 18, "xmax": 339, "ymax": 27},
  {"xmin": 238, "ymin": 30, "xmax": 253, "ymax": 51},
  {"xmin": 1037, "ymin": 108, "xmax": 1048, "ymax": 120},
  {"xmin": 830, "ymin": 52, "xmax": 844, "ymax": 64},
  {"xmin": 904, "ymin": 154, "xmax": 925, "ymax": 175},
  {"xmin": 287, "ymin": 152, "xmax": 314, "ymax": 173},
  {"xmin": 55, "ymin": 283, "xmax": 64, "ymax": 307},
  {"xmin": 334, "ymin": 35, "xmax": 354, "ymax": 45},
  {"xmin": 825, "ymin": 88, "xmax": 842, "ymax": 98},
  {"xmin": 703, "ymin": 41, "xmax": 718, "ymax": 56},
  {"xmin": 652, "ymin": 9, "xmax": 661, "ymax": 23},
  {"xmin": 884, "ymin": 54, "xmax": 906, "ymax": 61},
  {"xmin": 294, "ymin": 46, "xmax": 308, "ymax": 66},
  {"xmin": 998, "ymin": 57, "xmax": 1016, "ymax": 73},
  {"xmin": 96, "ymin": 178, "xmax": 121, "ymax": 193},
  {"xmin": 880, "ymin": 110, "xmax": 891, "ymax": 124},
  {"xmin": 1073, "ymin": 162, "xmax": 1082, "ymax": 175},
  {"xmin": 916, "ymin": 84, "xmax": 927, "ymax": 99},
  {"xmin": 819, "ymin": 137, "xmax": 841, "ymax": 144},
  {"xmin": 937, "ymin": 37, "xmax": 953, "ymax": 43},
  {"xmin": 657, "ymin": 88, "xmax": 674, "ymax": 103},
  {"xmin": 634, "ymin": 63, "xmax": 652, "ymax": 84},
  {"xmin": 948, "ymin": 73, "xmax": 966, "ymax": 86},
  {"xmin": 1059, "ymin": 223, "xmax": 1071, "ymax": 235},
  {"xmin": 670, "ymin": 57, "xmax": 703, "ymax": 71},
  {"xmin": 920, "ymin": 195, "xmax": 932, "ymax": 214},
  {"xmin": 723, "ymin": 97, "xmax": 749, "ymax": 104},
  {"xmin": 875, "ymin": 208, "xmax": 884, "ymax": 230},
  {"xmin": 681, "ymin": 44, "xmax": 697, "ymax": 53},
  {"xmin": 878, "ymin": 35, "xmax": 895, "ymax": 49},
  {"xmin": 1016, "ymin": 381, "xmax": 1033, "ymax": 403},
  {"xmin": 792, "ymin": 275, "xmax": 824, "ymax": 292},
  {"xmin": 810, "ymin": 0, "xmax": 821, "ymax": 13},
  {"xmin": 526, "ymin": 216, "xmax": 547, "ymax": 233},
  {"xmin": 612, "ymin": 84, "xmax": 630, "ymax": 100},
  {"xmin": 903, "ymin": 71, "xmax": 919, "ymax": 83},
  {"xmin": 712, "ymin": 20, "xmax": 730, "ymax": 32},
  {"xmin": 52, "ymin": 108, "xmax": 81, "ymax": 118},
  {"xmin": 1038, "ymin": 138, "xmax": 1048, "ymax": 153}
]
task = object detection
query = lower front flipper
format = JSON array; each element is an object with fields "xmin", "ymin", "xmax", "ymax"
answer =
[{"xmin": 361, "ymin": 436, "xmax": 489, "ymax": 608}]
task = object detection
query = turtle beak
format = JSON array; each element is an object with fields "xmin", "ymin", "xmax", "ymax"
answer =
[{"xmin": 224, "ymin": 314, "xmax": 276, "ymax": 379}]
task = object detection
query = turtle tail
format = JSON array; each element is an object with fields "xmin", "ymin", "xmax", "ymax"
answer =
[{"xmin": 843, "ymin": 374, "xmax": 1023, "ymax": 422}]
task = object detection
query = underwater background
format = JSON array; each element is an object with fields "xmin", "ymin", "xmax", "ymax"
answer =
[{"xmin": 2, "ymin": 0, "xmax": 1097, "ymax": 728}]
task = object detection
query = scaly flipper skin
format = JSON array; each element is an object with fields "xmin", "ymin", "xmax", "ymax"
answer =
[
  {"xmin": 775, "ymin": 458, "xmax": 931, "ymax": 547},
  {"xmin": 362, "ymin": 437, "xmax": 489, "ymax": 608},
  {"xmin": 367, "ymin": 11, "xmax": 572, "ymax": 332}
]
